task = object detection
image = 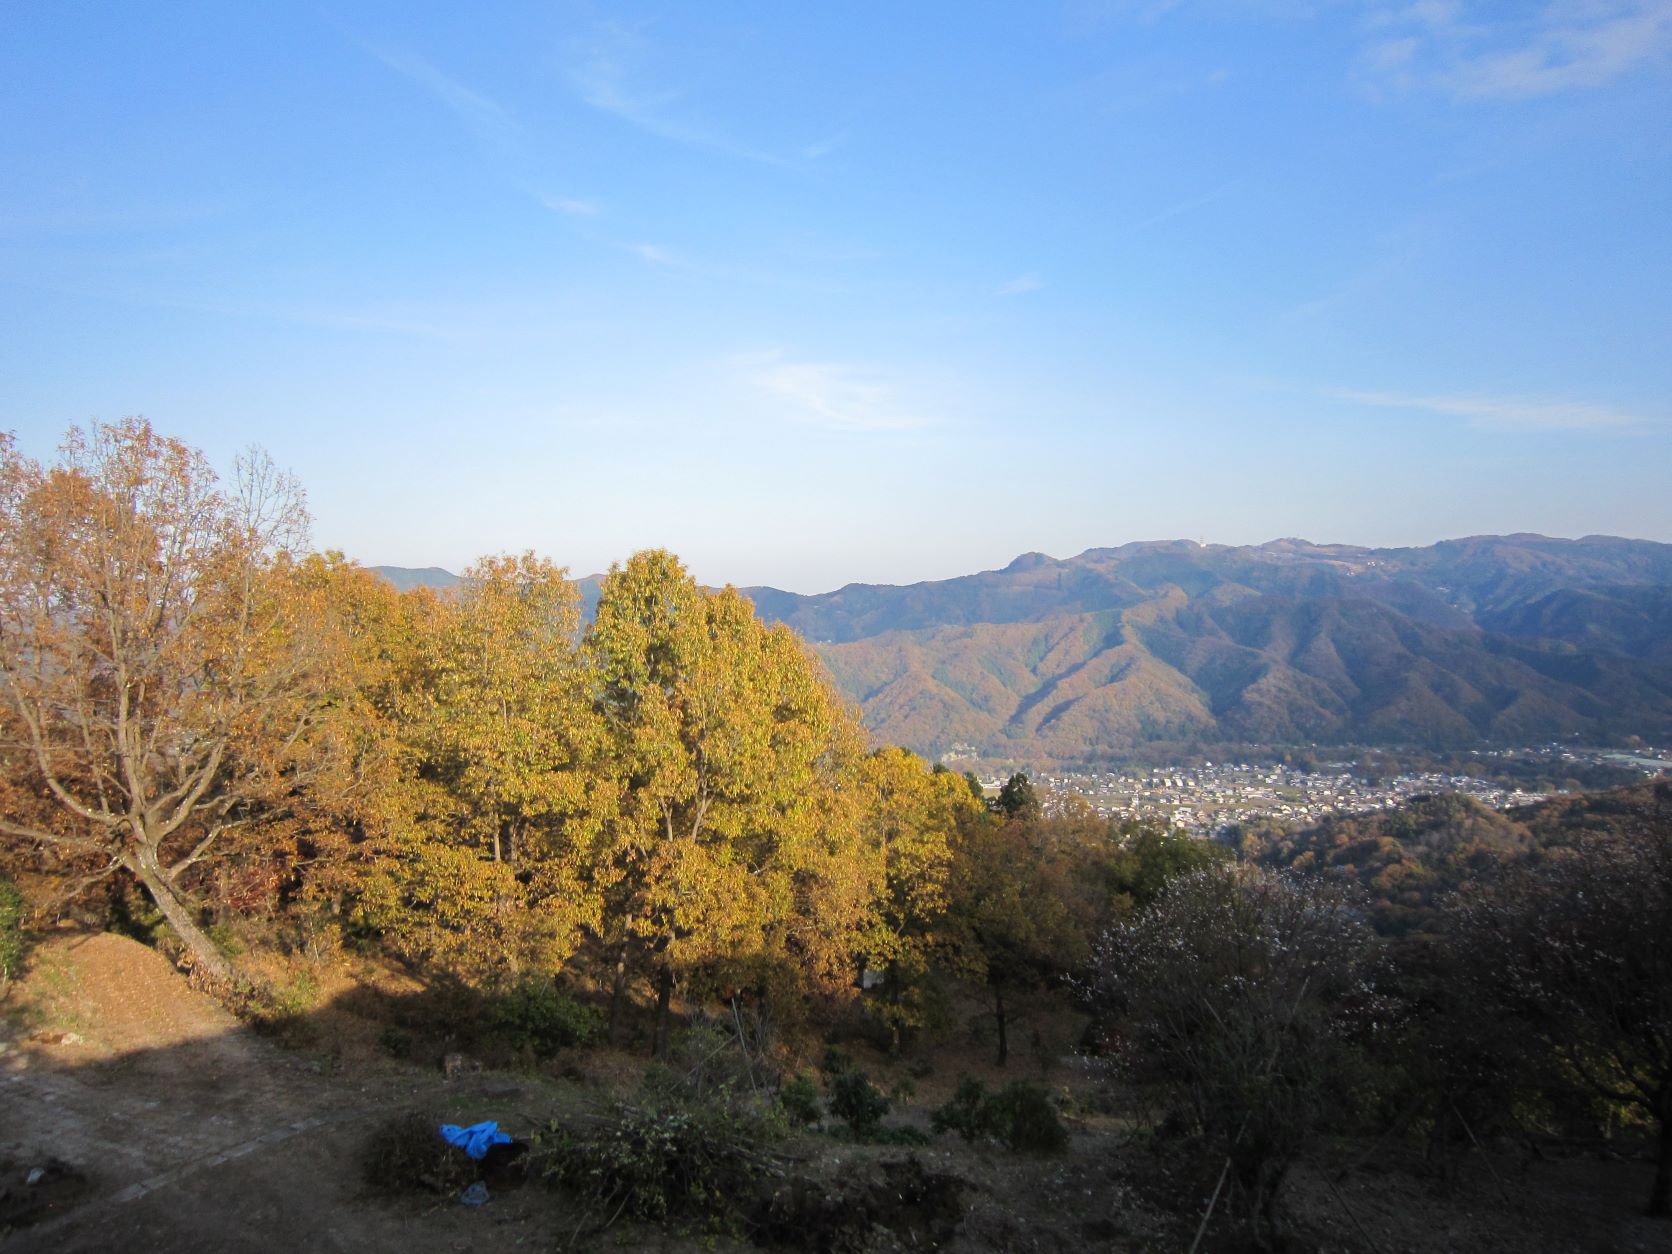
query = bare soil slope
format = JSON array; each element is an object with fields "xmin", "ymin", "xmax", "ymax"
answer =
[{"xmin": 0, "ymin": 932, "xmax": 445, "ymax": 1252}]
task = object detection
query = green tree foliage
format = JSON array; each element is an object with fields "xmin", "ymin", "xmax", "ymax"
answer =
[
  {"xmin": 946, "ymin": 807, "xmax": 1098, "ymax": 1066},
  {"xmin": 931, "ymin": 1077, "xmax": 1068, "ymax": 1153},
  {"xmin": 851, "ymin": 747, "xmax": 982, "ymax": 1045},
  {"xmin": 360, "ymin": 554, "xmax": 611, "ymax": 986},
  {"xmin": 827, "ymin": 1067, "xmax": 892, "ymax": 1139},
  {"xmin": 1098, "ymin": 823, "xmax": 1232, "ymax": 918},
  {"xmin": 488, "ymin": 980, "xmax": 604, "ymax": 1057},
  {"xmin": 990, "ymin": 772, "xmax": 1039, "ymax": 821}
]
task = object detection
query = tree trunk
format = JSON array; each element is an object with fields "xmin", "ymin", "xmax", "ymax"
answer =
[
  {"xmin": 1650, "ymin": 1109, "xmax": 1671, "ymax": 1217},
  {"xmin": 993, "ymin": 981, "xmax": 1009, "ymax": 1068},
  {"xmin": 127, "ymin": 847, "xmax": 233, "ymax": 985},
  {"xmin": 607, "ymin": 938, "xmax": 631, "ymax": 1045},
  {"xmin": 652, "ymin": 965, "xmax": 674, "ymax": 1058},
  {"xmin": 1249, "ymin": 1159, "xmax": 1287, "ymax": 1252}
]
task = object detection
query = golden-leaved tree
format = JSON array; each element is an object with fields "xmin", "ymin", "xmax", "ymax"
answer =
[
  {"xmin": 851, "ymin": 747, "xmax": 985, "ymax": 1044},
  {"xmin": 252, "ymin": 552, "xmax": 424, "ymax": 918},
  {"xmin": 0, "ymin": 421, "xmax": 319, "ymax": 982},
  {"xmin": 361, "ymin": 554, "xmax": 613, "ymax": 986},
  {"xmin": 584, "ymin": 549, "xmax": 866, "ymax": 1051}
]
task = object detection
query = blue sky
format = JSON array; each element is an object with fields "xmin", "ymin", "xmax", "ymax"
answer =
[{"xmin": 2, "ymin": 1, "xmax": 1669, "ymax": 591}]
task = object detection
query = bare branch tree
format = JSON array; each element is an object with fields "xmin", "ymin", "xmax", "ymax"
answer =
[{"xmin": 0, "ymin": 420, "xmax": 320, "ymax": 981}]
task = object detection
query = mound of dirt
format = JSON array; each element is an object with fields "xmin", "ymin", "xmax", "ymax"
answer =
[{"xmin": 20, "ymin": 931, "xmax": 240, "ymax": 1059}]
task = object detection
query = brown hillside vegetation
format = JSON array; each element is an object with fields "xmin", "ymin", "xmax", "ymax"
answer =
[
  {"xmin": 754, "ymin": 537, "xmax": 1672, "ymax": 759},
  {"xmin": 815, "ymin": 596, "xmax": 1672, "ymax": 760},
  {"xmin": 3, "ymin": 927, "xmax": 1666, "ymax": 1254}
]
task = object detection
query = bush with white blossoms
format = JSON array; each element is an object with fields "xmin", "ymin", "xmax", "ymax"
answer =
[{"xmin": 1085, "ymin": 863, "xmax": 1385, "ymax": 1246}]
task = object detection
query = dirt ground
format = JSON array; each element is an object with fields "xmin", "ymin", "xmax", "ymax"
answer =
[{"xmin": 0, "ymin": 932, "xmax": 1666, "ymax": 1253}]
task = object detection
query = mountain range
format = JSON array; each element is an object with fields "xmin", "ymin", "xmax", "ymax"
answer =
[{"xmin": 375, "ymin": 534, "xmax": 1672, "ymax": 761}]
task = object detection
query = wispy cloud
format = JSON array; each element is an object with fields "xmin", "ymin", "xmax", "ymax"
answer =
[
  {"xmin": 737, "ymin": 352, "xmax": 934, "ymax": 432},
  {"xmin": 1129, "ymin": 182, "xmax": 1238, "ymax": 232},
  {"xmin": 561, "ymin": 24, "xmax": 815, "ymax": 166},
  {"xmin": 361, "ymin": 42, "xmax": 596, "ymax": 218},
  {"xmin": 364, "ymin": 44, "xmax": 519, "ymax": 151},
  {"xmin": 998, "ymin": 272, "xmax": 1045, "ymax": 296},
  {"xmin": 1330, "ymin": 387, "xmax": 1655, "ymax": 431},
  {"xmin": 616, "ymin": 241, "xmax": 848, "ymax": 293},
  {"xmin": 538, "ymin": 195, "xmax": 601, "ymax": 217},
  {"xmin": 801, "ymin": 132, "xmax": 848, "ymax": 161},
  {"xmin": 1359, "ymin": 1, "xmax": 1672, "ymax": 99},
  {"xmin": 630, "ymin": 242, "xmax": 683, "ymax": 268}
]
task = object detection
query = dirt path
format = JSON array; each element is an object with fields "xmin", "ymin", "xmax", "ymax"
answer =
[{"xmin": 0, "ymin": 933, "xmax": 443, "ymax": 1252}]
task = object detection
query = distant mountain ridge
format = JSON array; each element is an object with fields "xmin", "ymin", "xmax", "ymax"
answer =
[
  {"xmin": 374, "ymin": 535, "xmax": 1672, "ymax": 760},
  {"xmin": 371, "ymin": 566, "xmax": 459, "ymax": 592},
  {"xmin": 372, "ymin": 565, "xmax": 605, "ymax": 617},
  {"xmin": 745, "ymin": 534, "xmax": 1672, "ymax": 759}
]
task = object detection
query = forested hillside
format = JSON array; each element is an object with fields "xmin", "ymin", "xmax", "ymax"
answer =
[{"xmin": 750, "ymin": 537, "xmax": 1672, "ymax": 759}]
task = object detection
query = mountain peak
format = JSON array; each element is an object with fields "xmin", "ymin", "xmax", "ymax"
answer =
[{"xmin": 1004, "ymin": 551, "xmax": 1055, "ymax": 572}]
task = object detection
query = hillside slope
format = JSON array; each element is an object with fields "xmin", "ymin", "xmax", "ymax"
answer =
[{"xmin": 766, "ymin": 536, "xmax": 1672, "ymax": 759}]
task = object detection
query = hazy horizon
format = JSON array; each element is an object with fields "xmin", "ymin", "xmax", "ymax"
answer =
[
  {"xmin": 5, "ymin": 3, "xmax": 1669, "ymax": 592},
  {"xmin": 371, "ymin": 528, "xmax": 1671, "ymax": 597}
]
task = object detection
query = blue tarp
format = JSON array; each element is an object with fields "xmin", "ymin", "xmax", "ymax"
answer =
[{"xmin": 439, "ymin": 1121, "xmax": 513, "ymax": 1160}]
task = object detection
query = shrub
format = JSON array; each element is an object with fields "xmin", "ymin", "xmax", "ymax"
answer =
[
  {"xmin": 931, "ymin": 1078, "xmax": 1067, "ymax": 1153},
  {"xmin": 819, "ymin": 1045, "xmax": 852, "ymax": 1077},
  {"xmin": 540, "ymin": 1099, "xmax": 775, "ymax": 1227},
  {"xmin": 361, "ymin": 1112, "xmax": 477, "ymax": 1195},
  {"xmin": 778, "ymin": 1073, "xmax": 822, "ymax": 1126},
  {"xmin": 931, "ymin": 1077, "xmax": 990, "ymax": 1142},
  {"xmin": 203, "ymin": 919, "xmax": 248, "ymax": 958},
  {"xmin": 269, "ymin": 968, "xmax": 321, "ymax": 1017},
  {"xmin": 657, "ymin": 1020, "xmax": 760, "ymax": 1101},
  {"xmin": 827, "ymin": 1069, "xmax": 890, "ymax": 1139},
  {"xmin": 0, "ymin": 879, "xmax": 26, "ymax": 985},
  {"xmin": 985, "ymin": 1082, "xmax": 1068, "ymax": 1153},
  {"xmin": 1085, "ymin": 865, "xmax": 1381, "ymax": 1244},
  {"xmin": 489, "ymin": 980, "xmax": 602, "ymax": 1057},
  {"xmin": 378, "ymin": 1024, "xmax": 415, "ymax": 1060}
]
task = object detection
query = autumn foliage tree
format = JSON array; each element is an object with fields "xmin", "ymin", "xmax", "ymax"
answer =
[
  {"xmin": 0, "ymin": 421, "xmax": 317, "ymax": 982},
  {"xmin": 359, "ymin": 554, "xmax": 614, "ymax": 986},
  {"xmin": 941, "ymin": 799, "xmax": 1190, "ymax": 1068},
  {"xmin": 583, "ymin": 550, "xmax": 866, "ymax": 1052},
  {"xmin": 849, "ymin": 747, "xmax": 982, "ymax": 1045}
]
